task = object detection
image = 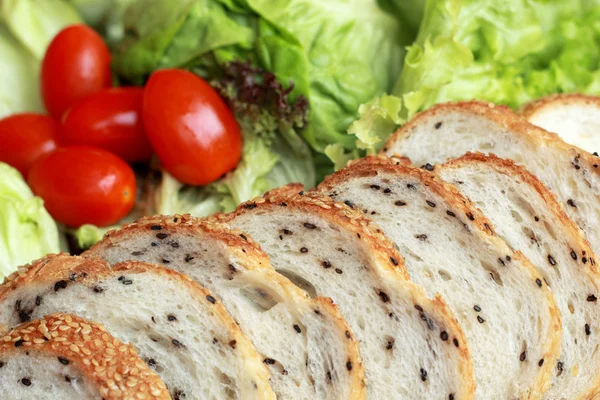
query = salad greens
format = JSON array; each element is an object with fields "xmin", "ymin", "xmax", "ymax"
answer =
[
  {"xmin": 0, "ymin": 163, "xmax": 61, "ymax": 276},
  {"xmin": 0, "ymin": 0, "xmax": 81, "ymax": 118},
  {"xmin": 89, "ymin": 0, "xmax": 411, "ymax": 225},
  {"xmin": 4, "ymin": 0, "xmax": 600, "ymax": 267},
  {"xmin": 335, "ymin": 0, "xmax": 600, "ymax": 160},
  {"xmin": 0, "ymin": 25, "xmax": 43, "ymax": 118}
]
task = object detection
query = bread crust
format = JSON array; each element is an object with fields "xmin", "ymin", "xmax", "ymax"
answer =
[
  {"xmin": 382, "ymin": 100, "xmax": 567, "ymax": 156},
  {"xmin": 85, "ymin": 215, "xmax": 367, "ymax": 400},
  {"xmin": 440, "ymin": 152, "xmax": 600, "ymax": 399},
  {"xmin": 520, "ymin": 93, "xmax": 600, "ymax": 120},
  {"xmin": 317, "ymin": 155, "xmax": 562, "ymax": 400},
  {"xmin": 0, "ymin": 312, "xmax": 170, "ymax": 399},
  {"xmin": 381, "ymin": 100, "xmax": 600, "ymax": 266},
  {"xmin": 0, "ymin": 253, "xmax": 277, "ymax": 400},
  {"xmin": 218, "ymin": 189, "xmax": 476, "ymax": 399}
]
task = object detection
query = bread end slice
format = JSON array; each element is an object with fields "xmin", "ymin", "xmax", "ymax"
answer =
[
  {"xmin": 521, "ymin": 93, "xmax": 600, "ymax": 153},
  {"xmin": 0, "ymin": 254, "xmax": 277, "ymax": 400},
  {"xmin": 0, "ymin": 313, "xmax": 170, "ymax": 399}
]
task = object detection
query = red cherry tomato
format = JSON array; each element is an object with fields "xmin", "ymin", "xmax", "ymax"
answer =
[
  {"xmin": 61, "ymin": 87, "xmax": 152, "ymax": 162},
  {"xmin": 28, "ymin": 146, "xmax": 136, "ymax": 227},
  {"xmin": 143, "ymin": 69, "xmax": 242, "ymax": 185},
  {"xmin": 0, "ymin": 113, "xmax": 60, "ymax": 177},
  {"xmin": 42, "ymin": 25, "xmax": 112, "ymax": 119}
]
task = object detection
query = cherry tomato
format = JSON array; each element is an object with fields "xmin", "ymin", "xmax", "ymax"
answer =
[
  {"xmin": 28, "ymin": 146, "xmax": 136, "ymax": 227},
  {"xmin": 61, "ymin": 87, "xmax": 152, "ymax": 162},
  {"xmin": 42, "ymin": 25, "xmax": 112, "ymax": 119},
  {"xmin": 143, "ymin": 69, "xmax": 242, "ymax": 185},
  {"xmin": 0, "ymin": 113, "xmax": 60, "ymax": 177}
]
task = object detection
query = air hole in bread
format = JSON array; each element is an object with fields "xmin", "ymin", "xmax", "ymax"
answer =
[
  {"xmin": 568, "ymin": 301, "xmax": 575, "ymax": 315},
  {"xmin": 513, "ymin": 196, "xmax": 538, "ymax": 223},
  {"xmin": 240, "ymin": 288, "xmax": 279, "ymax": 312},
  {"xmin": 276, "ymin": 270, "xmax": 318, "ymax": 298},
  {"xmin": 543, "ymin": 220, "xmax": 558, "ymax": 241},
  {"xmin": 510, "ymin": 209, "xmax": 524, "ymax": 223},
  {"xmin": 521, "ymin": 226, "xmax": 539, "ymax": 247},
  {"xmin": 218, "ymin": 372, "xmax": 236, "ymax": 398},
  {"xmin": 438, "ymin": 270, "xmax": 453, "ymax": 281}
]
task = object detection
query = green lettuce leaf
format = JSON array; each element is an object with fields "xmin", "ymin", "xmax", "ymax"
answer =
[
  {"xmin": 0, "ymin": 24, "xmax": 44, "ymax": 118},
  {"xmin": 2, "ymin": 0, "xmax": 81, "ymax": 59},
  {"xmin": 111, "ymin": 0, "xmax": 411, "ymax": 154},
  {"xmin": 340, "ymin": 0, "xmax": 600, "ymax": 158},
  {"xmin": 395, "ymin": 0, "xmax": 600, "ymax": 116},
  {"xmin": 0, "ymin": 163, "xmax": 60, "ymax": 278}
]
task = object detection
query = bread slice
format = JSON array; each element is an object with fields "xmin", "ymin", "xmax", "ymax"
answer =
[
  {"xmin": 316, "ymin": 156, "xmax": 562, "ymax": 399},
  {"xmin": 216, "ymin": 188, "xmax": 476, "ymax": 400},
  {"xmin": 382, "ymin": 100, "xmax": 600, "ymax": 263},
  {"xmin": 438, "ymin": 153, "xmax": 600, "ymax": 399},
  {"xmin": 521, "ymin": 93, "xmax": 600, "ymax": 153},
  {"xmin": 84, "ymin": 215, "xmax": 366, "ymax": 400},
  {"xmin": 0, "ymin": 254, "xmax": 275, "ymax": 400},
  {"xmin": 0, "ymin": 313, "xmax": 170, "ymax": 400}
]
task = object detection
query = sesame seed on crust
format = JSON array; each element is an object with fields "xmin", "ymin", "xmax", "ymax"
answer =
[{"xmin": 0, "ymin": 313, "xmax": 170, "ymax": 399}]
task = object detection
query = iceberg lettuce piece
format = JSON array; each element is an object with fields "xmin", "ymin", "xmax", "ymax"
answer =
[{"xmin": 0, "ymin": 163, "xmax": 60, "ymax": 278}]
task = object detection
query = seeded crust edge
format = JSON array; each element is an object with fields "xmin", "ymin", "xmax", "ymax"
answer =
[
  {"xmin": 0, "ymin": 312, "xmax": 170, "ymax": 399},
  {"xmin": 382, "ymin": 100, "xmax": 564, "ymax": 155},
  {"xmin": 218, "ymin": 188, "xmax": 476, "ymax": 399},
  {"xmin": 217, "ymin": 187, "xmax": 410, "ymax": 279},
  {"xmin": 0, "ymin": 254, "xmax": 277, "ymax": 400},
  {"xmin": 439, "ymin": 152, "xmax": 600, "ymax": 399},
  {"xmin": 316, "ymin": 155, "xmax": 562, "ymax": 400},
  {"xmin": 440, "ymin": 152, "xmax": 598, "ymax": 273},
  {"xmin": 520, "ymin": 93, "xmax": 600, "ymax": 120},
  {"xmin": 84, "ymin": 215, "xmax": 368, "ymax": 400}
]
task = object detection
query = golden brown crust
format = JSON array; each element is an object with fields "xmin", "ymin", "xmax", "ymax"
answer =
[
  {"xmin": 382, "ymin": 100, "xmax": 565, "ymax": 154},
  {"xmin": 0, "ymin": 313, "xmax": 170, "ymax": 399},
  {"xmin": 0, "ymin": 254, "xmax": 277, "ymax": 400},
  {"xmin": 216, "ymin": 190, "xmax": 410, "ymax": 279},
  {"xmin": 381, "ymin": 99, "xmax": 600, "ymax": 185},
  {"xmin": 439, "ymin": 152, "xmax": 600, "ymax": 398},
  {"xmin": 441, "ymin": 152, "xmax": 598, "ymax": 271},
  {"xmin": 220, "ymin": 188, "xmax": 476, "ymax": 399},
  {"xmin": 87, "ymin": 214, "xmax": 270, "ymax": 271},
  {"xmin": 520, "ymin": 93, "xmax": 600, "ymax": 120},
  {"xmin": 316, "ymin": 155, "xmax": 562, "ymax": 400},
  {"xmin": 84, "ymin": 215, "xmax": 367, "ymax": 399},
  {"xmin": 264, "ymin": 183, "xmax": 305, "ymax": 198}
]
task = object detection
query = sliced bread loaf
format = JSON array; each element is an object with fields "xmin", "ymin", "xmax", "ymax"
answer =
[
  {"xmin": 521, "ymin": 93, "xmax": 600, "ymax": 152},
  {"xmin": 0, "ymin": 254, "xmax": 275, "ymax": 400},
  {"xmin": 0, "ymin": 313, "xmax": 170, "ymax": 399},
  {"xmin": 316, "ymin": 156, "xmax": 562, "ymax": 399},
  {"xmin": 216, "ymin": 189, "xmax": 476, "ymax": 400},
  {"xmin": 381, "ymin": 100, "xmax": 600, "ymax": 260},
  {"xmin": 438, "ymin": 153, "xmax": 600, "ymax": 399},
  {"xmin": 84, "ymin": 215, "xmax": 366, "ymax": 400}
]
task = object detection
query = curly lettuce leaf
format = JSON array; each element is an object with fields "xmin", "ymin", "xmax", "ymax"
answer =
[
  {"xmin": 338, "ymin": 0, "xmax": 600, "ymax": 159},
  {"xmin": 394, "ymin": 0, "xmax": 600, "ymax": 116},
  {"xmin": 111, "ymin": 0, "xmax": 411, "ymax": 154},
  {"xmin": 0, "ymin": 163, "xmax": 60, "ymax": 277},
  {"xmin": 246, "ymin": 0, "xmax": 410, "ymax": 152}
]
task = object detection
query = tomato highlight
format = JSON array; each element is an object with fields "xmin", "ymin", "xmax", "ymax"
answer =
[
  {"xmin": 42, "ymin": 24, "xmax": 112, "ymax": 119},
  {"xmin": 143, "ymin": 69, "xmax": 242, "ymax": 185},
  {"xmin": 61, "ymin": 87, "xmax": 153, "ymax": 162},
  {"xmin": 0, "ymin": 113, "xmax": 60, "ymax": 177},
  {"xmin": 28, "ymin": 146, "xmax": 136, "ymax": 227}
]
